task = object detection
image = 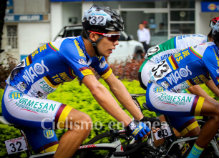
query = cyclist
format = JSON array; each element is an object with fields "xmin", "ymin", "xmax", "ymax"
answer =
[
  {"xmin": 139, "ymin": 17, "xmax": 219, "ymax": 138},
  {"xmin": 2, "ymin": 5, "xmax": 150, "ymax": 158},
  {"xmin": 139, "ymin": 17, "xmax": 219, "ymax": 158}
]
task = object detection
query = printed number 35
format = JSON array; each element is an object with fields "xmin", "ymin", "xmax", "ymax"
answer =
[{"xmin": 152, "ymin": 60, "xmax": 170, "ymax": 78}]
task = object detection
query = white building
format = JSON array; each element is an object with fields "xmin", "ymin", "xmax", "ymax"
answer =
[{"xmin": 2, "ymin": 0, "xmax": 219, "ymax": 61}]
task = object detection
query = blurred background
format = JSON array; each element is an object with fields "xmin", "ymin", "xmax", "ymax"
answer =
[{"xmin": 0, "ymin": 0, "xmax": 218, "ymax": 62}]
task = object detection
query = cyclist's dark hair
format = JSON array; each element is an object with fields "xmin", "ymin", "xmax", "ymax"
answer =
[
  {"xmin": 82, "ymin": 29, "xmax": 88, "ymax": 39},
  {"xmin": 208, "ymin": 30, "xmax": 212, "ymax": 40}
]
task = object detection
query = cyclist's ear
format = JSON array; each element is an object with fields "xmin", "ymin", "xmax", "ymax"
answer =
[{"xmin": 89, "ymin": 32, "xmax": 99, "ymax": 42}]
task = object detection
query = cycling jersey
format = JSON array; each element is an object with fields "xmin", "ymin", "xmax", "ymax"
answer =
[
  {"xmin": 6, "ymin": 36, "xmax": 112, "ymax": 99},
  {"xmin": 2, "ymin": 36, "xmax": 112, "ymax": 153},
  {"xmin": 139, "ymin": 34, "xmax": 208, "ymax": 89}
]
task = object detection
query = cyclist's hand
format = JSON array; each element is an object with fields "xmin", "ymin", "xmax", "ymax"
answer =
[{"xmin": 126, "ymin": 121, "xmax": 150, "ymax": 140}]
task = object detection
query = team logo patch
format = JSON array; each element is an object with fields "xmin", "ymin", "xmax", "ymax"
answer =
[
  {"xmin": 153, "ymin": 87, "xmax": 165, "ymax": 93},
  {"xmin": 43, "ymin": 130, "xmax": 54, "ymax": 139},
  {"xmin": 34, "ymin": 63, "xmax": 44, "ymax": 74},
  {"xmin": 17, "ymin": 82, "xmax": 27, "ymax": 92},
  {"xmin": 147, "ymin": 45, "xmax": 160, "ymax": 57},
  {"xmin": 160, "ymin": 81, "xmax": 169, "ymax": 89},
  {"xmin": 78, "ymin": 59, "xmax": 87, "ymax": 65},
  {"xmin": 8, "ymin": 91, "xmax": 23, "ymax": 100},
  {"xmin": 99, "ymin": 61, "xmax": 106, "ymax": 68}
]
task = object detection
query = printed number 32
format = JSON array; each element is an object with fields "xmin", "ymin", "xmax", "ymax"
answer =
[
  {"xmin": 90, "ymin": 16, "xmax": 104, "ymax": 25},
  {"xmin": 10, "ymin": 142, "xmax": 23, "ymax": 153}
]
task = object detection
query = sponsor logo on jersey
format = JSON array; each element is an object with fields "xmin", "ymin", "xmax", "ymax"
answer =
[
  {"xmin": 39, "ymin": 80, "xmax": 55, "ymax": 93},
  {"xmin": 166, "ymin": 65, "xmax": 192, "ymax": 85},
  {"xmin": 22, "ymin": 60, "xmax": 49, "ymax": 85},
  {"xmin": 159, "ymin": 92, "xmax": 193, "ymax": 105},
  {"xmin": 43, "ymin": 130, "xmax": 54, "ymax": 139},
  {"xmin": 74, "ymin": 40, "xmax": 85, "ymax": 57},
  {"xmin": 15, "ymin": 97, "xmax": 57, "ymax": 113},
  {"xmin": 214, "ymin": 51, "xmax": 219, "ymax": 67},
  {"xmin": 8, "ymin": 91, "xmax": 23, "ymax": 100}
]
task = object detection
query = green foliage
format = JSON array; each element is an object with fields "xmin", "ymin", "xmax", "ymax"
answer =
[{"xmin": 0, "ymin": 124, "xmax": 27, "ymax": 158}]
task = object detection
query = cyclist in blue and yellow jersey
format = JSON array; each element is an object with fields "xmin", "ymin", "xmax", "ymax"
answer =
[
  {"xmin": 139, "ymin": 17, "xmax": 219, "ymax": 140},
  {"xmin": 140, "ymin": 16, "xmax": 219, "ymax": 158},
  {"xmin": 1, "ymin": 5, "xmax": 150, "ymax": 158}
]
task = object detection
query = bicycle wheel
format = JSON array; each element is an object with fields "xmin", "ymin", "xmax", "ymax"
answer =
[{"xmin": 78, "ymin": 131, "xmax": 125, "ymax": 158}]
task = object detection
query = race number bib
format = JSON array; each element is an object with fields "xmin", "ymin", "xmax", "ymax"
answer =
[
  {"xmin": 5, "ymin": 136, "xmax": 28, "ymax": 154},
  {"xmin": 154, "ymin": 123, "xmax": 172, "ymax": 140},
  {"xmin": 151, "ymin": 60, "xmax": 171, "ymax": 82},
  {"xmin": 90, "ymin": 15, "xmax": 106, "ymax": 26}
]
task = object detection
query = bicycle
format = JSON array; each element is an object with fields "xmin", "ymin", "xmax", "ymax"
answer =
[{"xmin": 1, "ymin": 116, "xmax": 139, "ymax": 158}]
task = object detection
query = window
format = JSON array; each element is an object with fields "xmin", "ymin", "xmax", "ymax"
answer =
[
  {"xmin": 169, "ymin": 0, "xmax": 195, "ymax": 36},
  {"xmin": 7, "ymin": 25, "xmax": 17, "ymax": 49},
  {"xmin": 170, "ymin": 11, "xmax": 195, "ymax": 21}
]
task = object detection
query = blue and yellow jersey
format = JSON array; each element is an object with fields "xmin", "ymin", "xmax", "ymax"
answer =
[
  {"xmin": 150, "ymin": 42, "xmax": 219, "ymax": 91},
  {"xmin": 6, "ymin": 36, "xmax": 112, "ymax": 98}
]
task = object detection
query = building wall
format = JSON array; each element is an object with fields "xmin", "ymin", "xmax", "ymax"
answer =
[
  {"xmin": 51, "ymin": 2, "xmax": 63, "ymax": 40},
  {"xmin": 18, "ymin": 23, "xmax": 50, "ymax": 56}
]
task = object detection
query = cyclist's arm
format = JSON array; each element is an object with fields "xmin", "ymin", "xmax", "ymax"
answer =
[
  {"xmin": 205, "ymin": 80, "xmax": 219, "ymax": 97},
  {"xmin": 82, "ymin": 74, "xmax": 132, "ymax": 126},
  {"xmin": 188, "ymin": 84, "xmax": 218, "ymax": 104},
  {"xmin": 104, "ymin": 73, "xmax": 144, "ymax": 121}
]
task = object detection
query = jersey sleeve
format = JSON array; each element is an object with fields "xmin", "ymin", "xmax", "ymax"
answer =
[
  {"xmin": 90, "ymin": 57, "xmax": 112, "ymax": 80},
  {"xmin": 202, "ymin": 47, "xmax": 219, "ymax": 86},
  {"xmin": 58, "ymin": 39, "xmax": 94, "ymax": 81}
]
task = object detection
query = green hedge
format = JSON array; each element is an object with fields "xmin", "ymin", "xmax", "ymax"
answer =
[{"xmin": 0, "ymin": 80, "xmax": 217, "ymax": 157}]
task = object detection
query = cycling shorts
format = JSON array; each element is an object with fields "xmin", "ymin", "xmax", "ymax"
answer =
[
  {"xmin": 2, "ymin": 85, "xmax": 74, "ymax": 152},
  {"xmin": 146, "ymin": 82, "xmax": 204, "ymax": 136}
]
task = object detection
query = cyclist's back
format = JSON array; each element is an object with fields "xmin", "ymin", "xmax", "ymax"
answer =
[{"xmin": 139, "ymin": 34, "xmax": 208, "ymax": 89}]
